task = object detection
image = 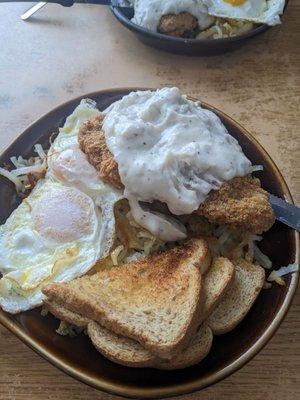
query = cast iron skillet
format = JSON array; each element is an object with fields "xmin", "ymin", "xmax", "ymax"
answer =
[
  {"xmin": 111, "ymin": 1, "xmax": 288, "ymax": 56},
  {"xmin": 0, "ymin": 88, "xmax": 298, "ymax": 398}
]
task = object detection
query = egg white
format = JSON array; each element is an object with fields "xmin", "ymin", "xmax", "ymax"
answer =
[
  {"xmin": 0, "ymin": 180, "xmax": 101, "ymax": 312},
  {"xmin": 203, "ymin": 0, "xmax": 285, "ymax": 25},
  {"xmin": 0, "ymin": 100, "xmax": 122, "ymax": 313},
  {"xmin": 47, "ymin": 99, "xmax": 121, "ymax": 203}
]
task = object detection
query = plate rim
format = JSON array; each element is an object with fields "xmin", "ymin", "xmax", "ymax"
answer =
[{"xmin": 0, "ymin": 88, "xmax": 299, "ymax": 399}]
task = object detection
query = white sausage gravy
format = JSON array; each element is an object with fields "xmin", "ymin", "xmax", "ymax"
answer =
[
  {"xmin": 131, "ymin": 0, "xmax": 214, "ymax": 32},
  {"xmin": 103, "ymin": 87, "xmax": 252, "ymax": 241}
]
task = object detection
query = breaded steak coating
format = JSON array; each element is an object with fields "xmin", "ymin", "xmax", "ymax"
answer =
[
  {"xmin": 78, "ymin": 117, "xmax": 275, "ymax": 234},
  {"xmin": 78, "ymin": 115, "xmax": 124, "ymax": 190},
  {"xmin": 196, "ymin": 176, "xmax": 275, "ymax": 234},
  {"xmin": 158, "ymin": 12, "xmax": 198, "ymax": 38}
]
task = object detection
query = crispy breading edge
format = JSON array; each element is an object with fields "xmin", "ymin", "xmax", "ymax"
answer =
[
  {"xmin": 78, "ymin": 114, "xmax": 123, "ymax": 189},
  {"xmin": 197, "ymin": 176, "xmax": 275, "ymax": 234}
]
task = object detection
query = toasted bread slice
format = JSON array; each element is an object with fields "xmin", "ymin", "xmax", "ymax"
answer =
[
  {"xmin": 87, "ymin": 321, "xmax": 156, "ymax": 367},
  {"xmin": 206, "ymin": 259, "xmax": 265, "ymax": 335},
  {"xmin": 201, "ymin": 257, "xmax": 235, "ymax": 322},
  {"xmin": 45, "ymin": 300, "xmax": 213, "ymax": 370},
  {"xmin": 45, "ymin": 302, "xmax": 156, "ymax": 367},
  {"xmin": 44, "ymin": 300, "xmax": 90, "ymax": 327},
  {"xmin": 43, "ymin": 238, "xmax": 211, "ymax": 359},
  {"xmin": 87, "ymin": 321, "xmax": 212, "ymax": 370},
  {"xmin": 154, "ymin": 324, "xmax": 213, "ymax": 370}
]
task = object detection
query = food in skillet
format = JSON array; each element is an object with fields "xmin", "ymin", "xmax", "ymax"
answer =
[
  {"xmin": 0, "ymin": 87, "xmax": 297, "ymax": 369},
  {"xmin": 130, "ymin": 0, "xmax": 285, "ymax": 39}
]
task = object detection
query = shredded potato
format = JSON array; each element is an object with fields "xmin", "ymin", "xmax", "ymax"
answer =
[
  {"xmin": 263, "ymin": 281, "xmax": 272, "ymax": 289},
  {"xmin": 184, "ymin": 219, "xmax": 276, "ymax": 278},
  {"xmin": 111, "ymin": 245, "xmax": 125, "ymax": 266},
  {"xmin": 40, "ymin": 307, "xmax": 49, "ymax": 317},
  {"xmin": 198, "ymin": 18, "xmax": 254, "ymax": 39},
  {"xmin": 267, "ymin": 263, "xmax": 299, "ymax": 286},
  {"xmin": 250, "ymin": 165, "xmax": 264, "ymax": 173},
  {"xmin": 111, "ymin": 199, "xmax": 165, "ymax": 265},
  {"xmin": 0, "ymin": 167, "xmax": 23, "ymax": 191},
  {"xmin": 253, "ymin": 243, "xmax": 272, "ymax": 269},
  {"xmin": 267, "ymin": 271, "xmax": 286, "ymax": 286},
  {"xmin": 56, "ymin": 321, "xmax": 86, "ymax": 337},
  {"xmin": 0, "ymin": 144, "xmax": 47, "ymax": 194},
  {"xmin": 272, "ymin": 263, "xmax": 299, "ymax": 276}
]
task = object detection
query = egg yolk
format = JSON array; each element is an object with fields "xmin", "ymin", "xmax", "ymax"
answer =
[
  {"xmin": 32, "ymin": 186, "xmax": 96, "ymax": 244},
  {"xmin": 50, "ymin": 146, "xmax": 99, "ymax": 186},
  {"xmin": 223, "ymin": 0, "xmax": 247, "ymax": 6}
]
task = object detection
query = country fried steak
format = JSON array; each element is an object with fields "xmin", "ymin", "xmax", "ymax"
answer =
[
  {"xmin": 196, "ymin": 176, "xmax": 275, "ymax": 234},
  {"xmin": 78, "ymin": 115, "xmax": 123, "ymax": 190},
  {"xmin": 78, "ymin": 116, "xmax": 275, "ymax": 234},
  {"xmin": 157, "ymin": 12, "xmax": 199, "ymax": 38}
]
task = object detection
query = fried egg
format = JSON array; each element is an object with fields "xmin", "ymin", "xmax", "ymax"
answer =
[
  {"xmin": 0, "ymin": 100, "xmax": 122, "ymax": 313},
  {"xmin": 47, "ymin": 99, "xmax": 121, "ymax": 204},
  {"xmin": 46, "ymin": 98, "xmax": 101, "ymax": 196},
  {"xmin": 203, "ymin": 0, "xmax": 285, "ymax": 25}
]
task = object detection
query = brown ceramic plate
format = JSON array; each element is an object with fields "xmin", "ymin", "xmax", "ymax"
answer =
[
  {"xmin": 111, "ymin": 1, "xmax": 288, "ymax": 56},
  {"xmin": 0, "ymin": 88, "xmax": 298, "ymax": 399}
]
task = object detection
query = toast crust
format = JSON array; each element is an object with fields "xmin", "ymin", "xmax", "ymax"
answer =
[
  {"xmin": 87, "ymin": 322, "xmax": 156, "ymax": 368},
  {"xmin": 43, "ymin": 300, "xmax": 89, "ymax": 327},
  {"xmin": 154, "ymin": 324, "xmax": 213, "ymax": 370},
  {"xmin": 88, "ymin": 322, "xmax": 213, "ymax": 370}
]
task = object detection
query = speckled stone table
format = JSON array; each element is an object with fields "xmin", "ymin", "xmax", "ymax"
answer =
[{"xmin": 0, "ymin": 2, "xmax": 299, "ymax": 400}]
